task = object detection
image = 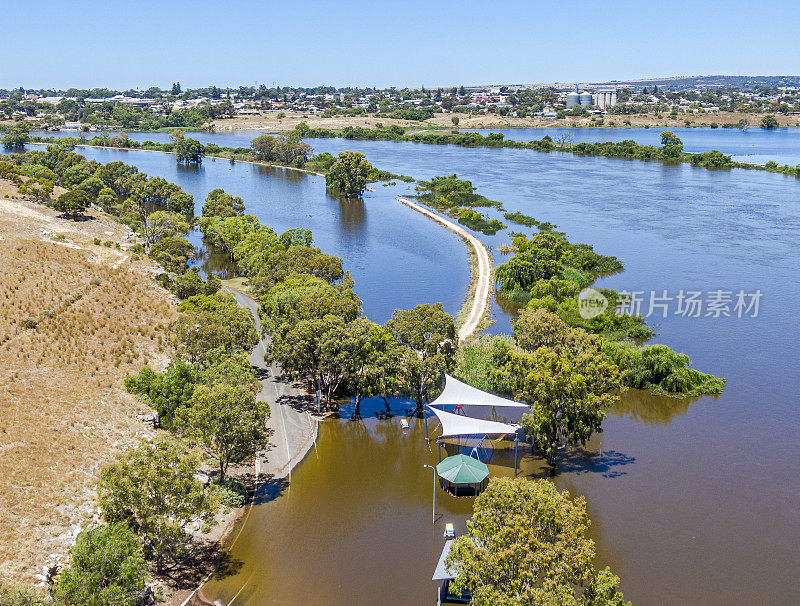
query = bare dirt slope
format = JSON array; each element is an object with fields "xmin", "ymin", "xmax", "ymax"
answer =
[{"xmin": 0, "ymin": 186, "xmax": 176, "ymax": 587}]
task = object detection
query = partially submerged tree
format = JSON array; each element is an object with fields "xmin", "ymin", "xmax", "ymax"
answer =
[
  {"xmin": 344, "ymin": 320, "xmax": 400, "ymax": 417},
  {"xmin": 446, "ymin": 477, "xmax": 628, "ymax": 606},
  {"xmin": 2, "ymin": 120, "xmax": 31, "ymax": 149},
  {"xmin": 385, "ymin": 303, "xmax": 456, "ymax": 415},
  {"xmin": 171, "ymin": 130, "xmax": 205, "ymax": 164},
  {"xmin": 660, "ymin": 130, "xmax": 684, "ymax": 159},
  {"xmin": 325, "ymin": 150, "xmax": 372, "ymax": 198},
  {"xmin": 496, "ymin": 233, "xmax": 566, "ymax": 291},
  {"xmin": 201, "ymin": 187, "xmax": 245, "ymax": 219},
  {"xmin": 250, "ymin": 132, "xmax": 312, "ymax": 166},
  {"xmin": 760, "ymin": 114, "xmax": 779, "ymax": 129},
  {"xmin": 492, "ymin": 329, "xmax": 622, "ymax": 466}
]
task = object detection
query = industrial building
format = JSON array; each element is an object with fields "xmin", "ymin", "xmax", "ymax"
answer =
[
  {"xmin": 593, "ymin": 90, "xmax": 618, "ymax": 109},
  {"xmin": 565, "ymin": 88, "xmax": 618, "ymax": 109}
]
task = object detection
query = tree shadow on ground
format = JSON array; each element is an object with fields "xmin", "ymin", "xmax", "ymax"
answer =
[
  {"xmin": 252, "ymin": 474, "xmax": 290, "ymax": 505},
  {"xmin": 158, "ymin": 539, "xmax": 244, "ymax": 589},
  {"xmin": 554, "ymin": 448, "xmax": 636, "ymax": 478},
  {"xmin": 253, "ymin": 366, "xmax": 271, "ymax": 381},
  {"xmin": 278, "ymin": 392, "xmax": 315, "ymax": 415},
  {"xmin": 56, "ymin": 213, "xmax": 96, "ymax": 222}
]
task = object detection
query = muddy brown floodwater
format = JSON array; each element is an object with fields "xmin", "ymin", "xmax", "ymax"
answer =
[{"xmin": 199, "ymin": 411, "xmax": 547, "ymax": 606}]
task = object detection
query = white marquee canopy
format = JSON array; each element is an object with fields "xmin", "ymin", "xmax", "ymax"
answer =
[
  {"xmin": 427, "ymin": 406, "xmax": 520, "ymax": 438},
  {"xmin": 428, "ymin": 374, "xmax": 528, "ymax": 424}
]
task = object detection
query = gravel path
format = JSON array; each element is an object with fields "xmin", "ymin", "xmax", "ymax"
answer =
[{"xmin": 396, "ymin": 197, "xmax": 493, "ymax": 342}]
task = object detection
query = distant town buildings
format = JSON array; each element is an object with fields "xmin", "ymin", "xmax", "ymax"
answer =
[{"xmin": 2, "ymin": 79, "xmax": 798, "ymax": 129}]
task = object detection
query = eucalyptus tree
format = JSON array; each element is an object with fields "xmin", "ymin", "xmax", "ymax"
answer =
[
  {"xmin": 97, "ymin": 439, "xmax": 216, "ymax": 573},
  {"xmin": 446, "ymin": 477, "xmax": 628, "ymax": 606},
  {"xmin": 385, "ymin": 303, "xmax": 456, "ymax": 416},
  {"xmin": 491, "ymin": 327, "xmax": 621, "ymax": 466},
  {"xmin": 325, "ymin": 150, "xmax": 373, "ymax": 198},
  {"xmin": 178, "ymin": 382, "xmax": 269, "ymax": 483}
]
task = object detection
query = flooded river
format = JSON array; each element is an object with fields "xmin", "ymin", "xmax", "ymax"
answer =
[{"xmin": 33, "ymin": 130, "xmax": 800, "ymax": 604}]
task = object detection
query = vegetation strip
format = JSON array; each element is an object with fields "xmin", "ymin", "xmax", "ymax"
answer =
[
  {"xmin": 292, "ymin": 122, "xmax": 800, "ymax": 176},
  {"xmin": 397, "ymin": 197, "xmax": 493, "ymax": 342}
]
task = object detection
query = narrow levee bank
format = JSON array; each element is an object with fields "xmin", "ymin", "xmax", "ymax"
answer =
[
  {"xmin": 397, "ymin": 197, "xmax": 493, "ymax": 342},
  {"xmin": 174, "ymin": 288, "xmax": 319, "ymax": 606}
]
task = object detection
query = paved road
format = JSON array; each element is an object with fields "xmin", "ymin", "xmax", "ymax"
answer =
[
  {"xmin": 227, "ymin": 289, "xmax": 318, "ymax": 480},
  {"xmin": 396, "ymin": 197, "xmax": 494, "ymax": 342}
]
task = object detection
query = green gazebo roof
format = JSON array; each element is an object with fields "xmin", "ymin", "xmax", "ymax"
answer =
[{"xmin": 436, "ymin": 454, "xmax": 489, "ymax": 485}]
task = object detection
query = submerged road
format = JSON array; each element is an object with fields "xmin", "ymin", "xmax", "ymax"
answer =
[
  {"xmin": 179, "ymin": 289, "xmax": 318, "ymax": 606},
  {"xmin": 396, "ymin": 197, "xmax": 493, "ymax": 342}
]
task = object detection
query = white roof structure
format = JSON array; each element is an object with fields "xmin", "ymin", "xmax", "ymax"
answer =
[
  {"xmin": 430, "ymin": 375, "xmax": 527, "ymax": 409},
  {"xmin": 428, "ymin": 406, "xmax": 519, "ymax": 438},
  {"xmin": 432, "ymin": 539, "xmax": 455, "ymax": 581},
  {"xmin": 429, "ymin": 375, "xmax": 528, "ymax": 423}
]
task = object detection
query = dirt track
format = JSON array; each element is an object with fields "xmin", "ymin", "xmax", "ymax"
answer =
[{"xmin": 396, "ymin": 197, "xmax": 492, "ymax": 341}]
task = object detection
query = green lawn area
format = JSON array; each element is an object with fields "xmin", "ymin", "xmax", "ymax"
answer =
[{"xmin": 221, "ymin": 277, "xmax": 253, "ymax": 293}]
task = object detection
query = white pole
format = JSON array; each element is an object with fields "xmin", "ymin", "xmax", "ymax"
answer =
[{"xmin": 423, "ymin": 464, "xmax": 436, "ymax": 524}]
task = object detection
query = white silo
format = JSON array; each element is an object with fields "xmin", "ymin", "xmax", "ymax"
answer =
[
  {"xmin": 579, "ymin": 91, "xmax": 593, "ymax": 107},
  {"xmin": 566, "ymin": 91, "xmax": 580, "ymax": 109}
]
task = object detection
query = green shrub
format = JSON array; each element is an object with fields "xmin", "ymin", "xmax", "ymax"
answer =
[
  {"xmin": 602, "ymin": 341, "xmax": 725, "ymax": 396},
  {"xmin": 124, "ymin": 361, "xmax": 196, "ymax": 430},
  {"xmin": 561, "ymin": 267, "xmax": 593, "ymax": 288},
  {"xmin": 211, "ymin": 477, "xmax": 247, "ymax": 509},
  {"xmin": 455, "ymin": 336, "xmax": 514, "ymax": 393},
  {"xmin": 20, "ymin": 317, "xmax": 38, "ymax": 329}
]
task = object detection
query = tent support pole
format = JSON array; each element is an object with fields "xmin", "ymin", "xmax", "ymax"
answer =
[
  {"xmin": 514, "ymin": 432, "xmax": 518, "ymax": 477},
  {"xmin": 437, "ymin": 438, "xmax": 441, "ymax": 463},
  {"xmin": 424, "ymin": 411, "xmax": 429, "ymax": 444}
]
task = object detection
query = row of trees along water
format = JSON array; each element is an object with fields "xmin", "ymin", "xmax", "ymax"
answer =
[{"xmin": 290, "ymin": 121, "xmax": 800, "ymax": 176}]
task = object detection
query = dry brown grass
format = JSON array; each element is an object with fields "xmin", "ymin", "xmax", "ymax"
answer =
[
  {"xmin": 0, "ymin": 186, "xmax": 176, "ymax": 587},
  {"xmin": 209, "ymin": 108, "xmax": 800, "ymax": 133}
]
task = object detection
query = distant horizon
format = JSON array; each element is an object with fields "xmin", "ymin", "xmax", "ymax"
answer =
[
  {"xmin": 7, "ymin": 74, "xmax": 800, "ymax": 94},
  {"xmin": 3, "ymin": 0, "xmax": 799, "ymax": 90}
]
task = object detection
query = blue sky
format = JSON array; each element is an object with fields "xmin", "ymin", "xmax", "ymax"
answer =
[{"xmin": 3, "ymin": 0, "xmax": 798, "ymax": 89}]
